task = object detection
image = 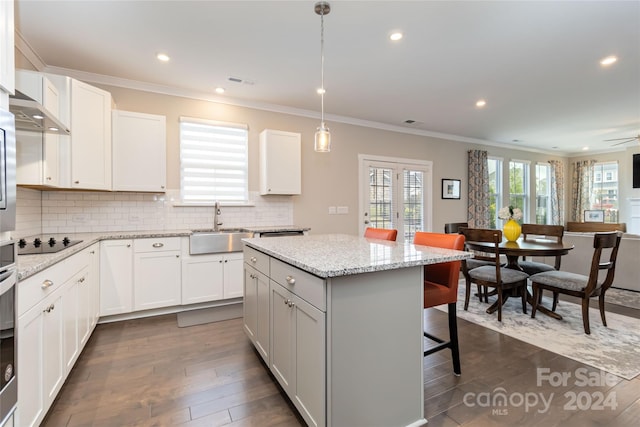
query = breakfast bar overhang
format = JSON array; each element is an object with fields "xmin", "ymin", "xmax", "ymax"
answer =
[{"xmin": 242, "ymin": 234, "xmax": 472, "ymax": 427}]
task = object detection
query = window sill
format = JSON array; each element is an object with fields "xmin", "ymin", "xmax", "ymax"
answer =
[{"xmin": 172, "ymin": 202, "xmax": 256, "ymax": 208}]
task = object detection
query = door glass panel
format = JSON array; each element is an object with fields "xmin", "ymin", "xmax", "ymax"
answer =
[
  {"xmin": 368, "ymin": 166, "xmax": 393, "ymax": 229},
  {"xmin": 403, "ymin": 169, "xmax": 423, "ymax": 241}
]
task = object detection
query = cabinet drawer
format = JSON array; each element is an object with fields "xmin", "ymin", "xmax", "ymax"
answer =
[
  {"xmin": 134, "ymin": 237, "xmax": 181, "ymax": 253},
  {"xmin": 244, "ymin": 246, "xmax": 269, "ymax": 276},
  {"xmin": 18, "ymin": 262, "xmax": 65, "ymax": 317},
  {"xmin": 270, "ymin": 258, "xmax": 325, "ymax": 311}
]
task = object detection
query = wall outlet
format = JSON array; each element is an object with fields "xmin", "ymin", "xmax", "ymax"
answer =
[
  {"xmin": 71, "ymin": 213, "xmax": 89, "ymax": 223},
  {"xmin": 337, "ymin": 206, "xmax": 349, "ymax": 214},
  {"xmin": 328, "ymin": 206, "xmax": 337, "ymax": 215}
]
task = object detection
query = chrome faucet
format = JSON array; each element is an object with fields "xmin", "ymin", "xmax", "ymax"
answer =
[{"xmin": 214, "ymin": 201, "xmax": 223, "ymax": 231}]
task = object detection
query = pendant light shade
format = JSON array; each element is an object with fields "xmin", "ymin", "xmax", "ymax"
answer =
[{"xmin": 315, "ymin": 1, "xmax": 331, "ymax": 153}]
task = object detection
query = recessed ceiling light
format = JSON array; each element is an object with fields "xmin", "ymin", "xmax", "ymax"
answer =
[
  {"xmin": 600, "ymin": 55, "xmax": 617, "ymax": 66},
  {"xmin": 476, "ymin": 99, "xmax": 487, "ymax": 108},
  {"xmin": 582, "ymin": 146, "xmax": 589, "ymax": 151},
  {"xmin": 32, "ymin": 114, "xmax": 44, "ymax": 120},
  {"xmin": 215, "ymin": 87, "xmax": 225, "ymax": 94},
  {"xmin": 48, "ymin": 127, "xmax": 58, "ymax": 132},
  {"xmin": 317, "ymin": 88, "xmax": 326, "ymax": 95},
  {"xmin": 389, "ymin": 32, "xmax": 403, "ymax": 41},
  {"xmin": 156, "ymin": 53, "xmax": 170, "ymax": 62}
]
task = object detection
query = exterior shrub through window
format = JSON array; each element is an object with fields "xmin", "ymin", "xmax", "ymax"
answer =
[{"xmin": 180, "ymin": 117, "xmax": 248, "ymax": 204}]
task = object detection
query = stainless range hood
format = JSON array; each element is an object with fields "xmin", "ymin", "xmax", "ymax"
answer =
[
  {"xmin": 9, "ymin": 70, "xmax": 70, "ymax": 135},
  {"xmin": 9, "ymin": 91, "xmax": 70, "ymax": 135}
]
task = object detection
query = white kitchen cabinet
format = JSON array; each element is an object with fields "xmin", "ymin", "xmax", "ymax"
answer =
[
  {"xmin": 112, "ymin": 110, "xmax": 166, "ymax": 192},
  {"xmin": 18, "ymin": 287, "xmax": 63, "ymax": 427},
  {"xmin": 69, "ymin": 79, "xmax": 112, "ymax": 190},
  {"xmin": 0, "ymin": 0, "xmax": 14, "ymax": 94},
  {"xmin": 100, "ymin": 239, "xmax": 133, "ymax": 316},
  {"xmin": 259, "ymin": 129, "xmax": 301, "ymax": 195},
  {"xmin": 182, "ymin": 251, "xmax": 244, "ymax": 304},
  {"xmin": 133, "ymin": 237, "xmax": 181, "ymax": 311},
  {"xmin": 45, "ymin": 74, "xmax": 112, "ymax": 190},
  {"xmin": 62, "ymin": 272, "xmax": 79, "ymax": 374},
  {"xmin": 87, "ymin": 244, "xmax": 100, "ymax": 335}
]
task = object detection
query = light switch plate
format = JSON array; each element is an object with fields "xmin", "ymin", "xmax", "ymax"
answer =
[
  {"xmin": 328, "ymin": 206, "xmax": 337, "ymax": 214},
  {"xmin": 337, "ymin": 206, "xmax": 349, "ymax": 214}
]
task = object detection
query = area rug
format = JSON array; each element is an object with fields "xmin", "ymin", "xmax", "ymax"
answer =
[
  {"xmin": 442, "ymin": 282, "xmax": 640, "ymax": 380},
  {"xmin": 606, "ymin": 287, "xmax": 640, "ymax": 310}
]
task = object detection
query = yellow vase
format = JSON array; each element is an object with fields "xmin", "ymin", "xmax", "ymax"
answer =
[{"xmin": 503, "ymin": 218, "xmax": 522, "ymax": 242}]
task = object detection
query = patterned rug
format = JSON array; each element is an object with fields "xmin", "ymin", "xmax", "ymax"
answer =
[{"xmin": 443, "ymin": 282, "xmax": 640, "ymax": 380}]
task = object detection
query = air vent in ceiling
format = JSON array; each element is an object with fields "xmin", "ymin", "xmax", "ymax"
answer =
[
  {"xmin": 403, "ymin": 119, "xmax": 423, "ymax": 126},
  {"xmin": 228, "ymin": 76, "xmax": 255, "ymax": 85}
]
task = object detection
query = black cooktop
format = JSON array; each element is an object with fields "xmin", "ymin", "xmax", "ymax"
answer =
[{"xmin": 18, "ymin": 236, "xmax": 83, "ymax": 255}]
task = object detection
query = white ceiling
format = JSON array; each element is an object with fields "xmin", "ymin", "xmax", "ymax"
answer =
[{"xmin": 14, "ymin": 0, "xmax": 640, "ymax": 156}]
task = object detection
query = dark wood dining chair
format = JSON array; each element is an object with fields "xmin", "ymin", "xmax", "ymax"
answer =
[
  {"xmin": 445, "ymin": 223, "xmax": 493, "ymax": 308},
  {"xmin": 519, "ymin": 224, "xmax": 565, "ymax": 310},
  {"xmin": 413, "ymin": 231, "xmax": 465, "ymax": 375},
  {"xmin": 530, "ymin": 231, "xmax": 622, "ymax": 334},
  {"xmin": 459, "ymin": 228, "xmax": 529, "ymax": 321},
  {"xmin": 364, "ymin": 227, "xmax": 398, "ymax": 241}
]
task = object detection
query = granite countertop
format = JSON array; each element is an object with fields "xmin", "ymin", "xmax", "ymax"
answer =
[
  {"xmin": 243, "ymin": 234, "xmax": 473, "ymax": 278},
  {"xmin": 16, "ymin": 226, "xmax": 312, "ymax": 281}
]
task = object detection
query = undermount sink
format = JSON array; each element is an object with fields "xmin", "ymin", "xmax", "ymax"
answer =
[{"xmin": 189, "ymin": 230, "xmax": 254, "ymax": 254}]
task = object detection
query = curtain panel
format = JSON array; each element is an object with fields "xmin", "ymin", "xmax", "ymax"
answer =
[
  {"xmin": 467, "ymin": 150, "xmax": 490, "ymax": 228},
  {"xmin": 548, "ymin": 160, "xmax": 564, "ymax": 225},
  {"xmin": 570, "ymin": 160, "xmax": 596, "ymax": 222}
]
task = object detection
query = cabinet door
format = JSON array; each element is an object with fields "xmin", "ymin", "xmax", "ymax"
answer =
[
  {"xmin": 62, "ymin": 276, "xmax": 79, "ymax": 374},
  {"xmin": 87, "ymin": 245, "xmax": 100, "ymax": 331},
  {"xmin": 76, "ymin": 269, "xmax": 91, "ymax": 348},
  {"xmin": 100, "ymin": 240, "xmax": 133, "ymax": 316},
  {"xmin": 41, "ymin": 292, "xmax": 64, "ymax": 410},
  {"xmin": 293, "ymin": 296, "xmax": 326, "ymax": 427},
  {"xmin": 43, "ymin": 132, "xmax": 60, "ymax": 186},
  {"xmin": 112, "ymin": 110, "xmax": 166, "ymax": 192},
  {"xmin": 70, "ymin": 79, "xmax": 112, "ymax": 190},
  {"xmin": 270, "ymin": 282, "xmax": 295, "ymax": 394},
  {"xmin": 223, "ymin": 253, "xmax": 244, "ymax": 299},
  {"xmin": 243, "ymin": 266, "xmax": 258, "ymax": 341},
  {"xmin": 134, "ymin": 251, "xmax": 181, "ymax": 311},
  {"xmin": 259, "ymin": 129, "xmax": 301, "ymax": 195},
  {"xmin": 0, "ymin": 0, "xmax": 14, "ymax": 94},
  {"xmin": 182, "ymin": 254, "xmax": 224, "ymax": 304},
  {"xmin": 17, "ymin": 306, "xmax": 45, "ymax": 427}
]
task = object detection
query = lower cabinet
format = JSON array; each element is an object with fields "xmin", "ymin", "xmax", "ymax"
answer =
[
  {"xmin": 133, "ymin": 238, "xmax": 181, "ymax": 311},
  {"xmin": 243, "ymin": 246, "xmax": 326, "ymax": 427},
  {"xmin": 182, "ymin": 252, "xmax": 244, "ymax": 305},
  {"xmin": 100, "ymin": 239, "xmax": 133, "ymax": 316},
  {"xmin": 17, "ymin": 244, "xmax": 99, "ymax": 427},
  {"xmin": 243, "ymin": 265, "xmax": 270, "ymax": 363},
  {"xmin": 270, "ymin": 282, "xmax": 325, "ymax": 427}
]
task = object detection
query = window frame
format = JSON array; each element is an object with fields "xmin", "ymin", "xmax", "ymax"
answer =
[
  {"xmin": 508, "ymin": 159, "xmax": 530, "ymax": 223},
  {"xmin": 179, "ymin": 117, "xmax": 249, "ymax": 205},
  {"xmin": 535, "ymin": 162, "xmax": 551, "ymax": 225}
]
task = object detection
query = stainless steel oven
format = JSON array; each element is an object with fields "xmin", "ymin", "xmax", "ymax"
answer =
[
  {"xmin": 0, "ymin": 108, "xmax": 16, "ymax": 233},
  {"xmin": 0, "ymin": 241, "xmax": 16, "ymax": 422}
]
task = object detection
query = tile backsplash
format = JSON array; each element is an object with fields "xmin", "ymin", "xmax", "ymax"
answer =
[{"xmin": 15, "ymin": 187, "xmax": 294, "ymax": 237}]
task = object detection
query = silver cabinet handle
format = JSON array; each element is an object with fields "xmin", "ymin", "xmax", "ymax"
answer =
[
  {"xmin": 176, "ymin": 255, "xmax": 180, "ymax": 258},
  {"xmin": 74, "ymin": 180, "xmax": 80, "ymax": 184},
  {"xmin": 46, "ymin": 176, "xmax": 52, "ymax": 181},
  {"xmin": 283, "ymin": 298, "xmax": 295, "ymax": 308},
  {"xmin": 286, "ymin": 275, "xmax": 296, "ymax": 285},
  {"xmin": 43, "ymin": 303, "xmax": 55, "ymax": 313},
  {"xmin": 41, "ymin": 279, "xmax": 54, "ymax": 289},
  {"xmin": 127, "ymin": 244, "xmax": 131, "ymax": 248},
  {"xmin": 250, "ymin": 256, "xmax": 257, "ymax": 263},
  {"xmin": 152, "ymin": 243, "xmax": 164, "ymax": 248}
]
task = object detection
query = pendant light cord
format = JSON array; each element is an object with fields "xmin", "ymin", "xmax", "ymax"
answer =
[{"xmin": 320, "ymin": 6, "xmax": 325, "ymax": 125}]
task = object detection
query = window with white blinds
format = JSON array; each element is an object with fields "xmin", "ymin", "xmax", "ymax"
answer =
[{"xmin": 180, "ymin": 117, "xmax": 248, "ymax": 204}]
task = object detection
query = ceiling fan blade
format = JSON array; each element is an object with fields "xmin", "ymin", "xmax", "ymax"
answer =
[
  {"xmin": 604, "ymin": 137, "xmax": 634, "ymax": 141},
  {"xmin": 611, "ymin": 139, "xmax": 635, "ymax": 146}
]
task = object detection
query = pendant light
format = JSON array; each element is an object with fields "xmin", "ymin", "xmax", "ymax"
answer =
[{"xmin": 314, "ymin": 1, "xmax": 331, "ymax": 152}]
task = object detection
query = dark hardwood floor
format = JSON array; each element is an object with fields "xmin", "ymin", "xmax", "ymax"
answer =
[{"xmin": 42, "ymin": 297, "xmax": 640, "ymax": 427}]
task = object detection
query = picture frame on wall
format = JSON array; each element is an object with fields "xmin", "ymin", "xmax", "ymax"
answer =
[
  {"xmin": 442, "ymin": 179, "xmax": 461, "ymax": 200},
  {"xmin": 584, "ymin": 210, "xmax": 605, "ymax": 222}
]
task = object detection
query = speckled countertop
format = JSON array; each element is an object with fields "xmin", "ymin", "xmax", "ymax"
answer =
[
  {"xmin": 16, "ymin": 226, "xmax": 311, "ymax": 281},
  {"xmin": 242, "ymin": 234, "xmax": 473, "ymax": 278}
]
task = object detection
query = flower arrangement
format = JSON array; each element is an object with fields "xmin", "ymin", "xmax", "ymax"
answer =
[{"xmin": 498, "ymin": 205, "xmax": 523, "ymax": 221}]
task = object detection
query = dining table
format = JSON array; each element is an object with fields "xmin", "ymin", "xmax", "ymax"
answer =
[{"xmin": 465, "ymin": 236, "xmax": 575, "ymax": 319}]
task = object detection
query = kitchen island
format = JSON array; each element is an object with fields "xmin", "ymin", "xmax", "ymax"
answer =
[{"xmin": 242, "ymin": 234, "xmax": 472, "ymax": 427}]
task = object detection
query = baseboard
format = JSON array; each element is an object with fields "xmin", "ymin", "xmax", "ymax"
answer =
[{"xmin": 177, "ymin": 302, "xmax": 243, "ymax": 327}]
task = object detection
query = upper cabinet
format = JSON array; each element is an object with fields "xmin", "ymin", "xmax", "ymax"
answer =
[
  {"xmin": 0, "ymin": 0, "xmax": 15, "ymax": 94},
  {"xmin": 112, "ymin": 110, "xmax": 166, "ymax": 192},
  {"xmin": 46, "ymin": 75, "xmax": 112, "ymax": 191},
  {"xmin": 259, "ymin": 129, "xmax": 301, "ymax": 195}
]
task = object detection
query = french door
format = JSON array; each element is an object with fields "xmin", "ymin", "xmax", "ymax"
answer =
[{"xmin": 359, "ymin": 155, "xmax": 432, "ymax": 243}]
